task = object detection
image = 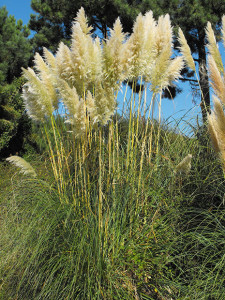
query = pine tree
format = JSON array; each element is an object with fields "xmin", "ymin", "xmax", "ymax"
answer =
[
  {"xmin": 29, "ymin": 0, "xmax": 143, "ymax": 52},
  {"xmin": 0, "ymin": 7, "xmax": 32, "ymax": 157}
]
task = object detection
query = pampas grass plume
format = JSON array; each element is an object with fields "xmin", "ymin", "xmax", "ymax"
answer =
[
  {"xmin": 206, "ymin": 22, "xmax": 223, "ymax": 73},
  {"xmin": 208, "ymin": 113, "xmax": 220, "ymax": 153},
  {"xmin": 175, "ymin": 154, "xmax": 192, "ymax": 176},
  {"xmin": 6, "ymin": 156, "xmax": 37, "ymax": 177},
  {"xmin": 222, "ymin": 15, "xmax": 225, "ymax": 49},
  {"xmin": 208, "ymin": 55, "xmax": 225, "ymax": 104},
  {"xmin": 178, "ymin": 28, "xmax": 196, "ymax": 72},
  {"xmin": 74, "ymin": 7, "xmax": 93, "ymax": 35}
]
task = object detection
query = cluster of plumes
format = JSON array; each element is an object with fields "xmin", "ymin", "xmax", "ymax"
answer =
[
  {"xmin": 205, "ymin": 16, "xmax": 225, "ymax": 170},
  {"xmin": 22, "ymin": 8, "xmax": 183, "ymax": 137}
]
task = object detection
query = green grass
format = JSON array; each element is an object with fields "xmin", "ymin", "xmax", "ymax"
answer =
[{"xmin": 1, "ymin": 116, "xmax": 225, "ymax": 300}]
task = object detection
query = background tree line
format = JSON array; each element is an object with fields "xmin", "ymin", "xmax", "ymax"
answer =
[{"xmin": 1, "ymin": 0, "xmax": 225, "ymax": 158}]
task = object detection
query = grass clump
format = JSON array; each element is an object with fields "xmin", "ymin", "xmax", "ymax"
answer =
[{"xmin": 1, "ymin": 7, "xmax": 225, "ymax": 300}]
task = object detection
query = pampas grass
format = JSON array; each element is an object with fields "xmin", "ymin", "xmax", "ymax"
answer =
[{"xmin": 3, "ymin": 8, "xmax": 225, "ymax": 300}]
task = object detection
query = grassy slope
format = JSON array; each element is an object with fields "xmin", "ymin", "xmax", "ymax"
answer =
[{"xmin": 0, "ymin": 125, "xmax": 225, "ymax": 300}]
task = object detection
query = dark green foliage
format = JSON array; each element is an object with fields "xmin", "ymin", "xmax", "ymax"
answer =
[
  {"xmin": 0, "ymin": 7, "xmax": 31, "ymax": 82},
  {"xmin": 29, "ymin": 0, "xmax": 147, "ymax": 53},
  {"xmin": 0, "ymin": 7, "xmax": 33, "ymax": 158},
  {"xmin": 163, "ymin": 0, "xmax": 225, "ymax": 120}
]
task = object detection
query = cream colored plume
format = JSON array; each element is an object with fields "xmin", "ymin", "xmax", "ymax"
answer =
[
  {"xmin": 175, "ymin": 154, "xmax": 192, "ymax": 176},
  {"xmin": 150, "ymin": 46, "xmax": 184, "ymax": 93},
  {"xmin": 208, "ymin": 114, "xmax": 220, "ymax": 153},
  {"xmin": 155, "ymin": 14, "xmax": 172, "ymax": 54},
  {"xmin": 22, "ymin": 67, "xmax": 57, "ymax": 121},
  {"xmin": 70, "ymin": 7, "xmax": 102, "ymax": 93},
  {"xmin": 43, "ymin": 47, "xmax": 57, "ymax": 70},
  {"xmin": 206, "ymin": 22, "xmax": 223, "ymax": 73},
  {"xmin": 208, "ymin": 97, "xmax": 225, "ymax": 155},
  {"xmin": 178, "ymin": 28, "xmax": 195, "ymax": 72},
  {"xmin": 57, "ymin": 79, "xmax": 98, "ymax": 136},
  {"xmin": 103, "ymin": 18, "xmax": 129, "ymax": 88},
  {"xmin": 222, "ymin": 15, "xmax": 225, "ymax": 49},
  {"xmin": 206, "ymin": 16, "xmax": 225, "ymax": 173},
  {"xmin": 144, "ymin": 11, "xmax": 157, "ymax": 68},
  {"xmin": 6, "ymin": 156, "xmax": 37, "ymax": 177},
  {"xmin": 208, "ymin": 55, "xmax": 225, "ymax": 104},
  {"xmin": 127, "ymin": 13, "xmax": 147, "ymax": 78},
  {"xmin": 207, "ymin": 97, "xmax": 225, "ymax": 171},
  {"xmin": 74, "ymin": 7, "xmax": 93, "ymax": 35},
  {"xmin": 55, "ymin": 42, "xmax": 76, "ymax": 86}
]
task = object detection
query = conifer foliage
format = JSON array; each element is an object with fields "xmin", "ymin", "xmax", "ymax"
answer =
[{"xmin": 0, "ymin": 7, "xmax": 32, "ymax": 157}]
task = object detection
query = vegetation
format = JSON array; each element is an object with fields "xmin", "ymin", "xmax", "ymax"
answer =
[
  {"xmin": 1, "ymin": 6, "xmax": 225, "ymax": 300},
  {"xmin": 29, "ymin": 0, "xmax": 225, "ymax": 118},
  {"xmin": 29, "ymin": 0, "xmax": 143, "ymax": 52},
  {"xmin": 0, "ymin": 7, "xmax": 32, "ymax": 158}
]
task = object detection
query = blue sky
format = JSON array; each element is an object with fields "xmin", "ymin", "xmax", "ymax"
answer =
[
  {"xmin": 0, "ymin": 0, "xmax": 203, "ymax": 135},
  {"xmin": 0, "ymin": 0, "xmax": 34, "ymax": 25}
]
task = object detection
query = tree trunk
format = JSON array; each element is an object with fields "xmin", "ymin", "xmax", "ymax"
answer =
[{"xmin": 198, "ymin": 29, "xmax": 211, "ymax": 123}]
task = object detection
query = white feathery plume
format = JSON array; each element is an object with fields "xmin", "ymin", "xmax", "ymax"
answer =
[
  {"xmin": 57, "ymin": 79, "xmax": 80, "ymax": 117},
  {"xmin": 207, "ymin": 97, "xmax": 225, "ymax": 169},
  {"xmin": 56, "ymin": 42, "xmax": 76, "ymax": 87},
  {"xmin": 178, "ymin": 28, "xmax": 196, "ymax": 72},
  {"xmin": 206, "ymin": 22, "xmax": 223, "ymax": 73},
  {"xmin": 86, "ymin": 91, "xmax": 98, "ymax": 125},
  {"xmin": 94, "ymin": 83, "xmax": 115, "ymax": 125},
  {"xmin": 222, "ymin": 15, "xmax": 225, "ymax": 49},
  {"xmin": 6, "ymin": 156, "xmax": 37, "ymax": 177},
  {"xmin": 166, "ymin": 56, "xmax": 184, "ymax": 87},
  {"xmin": 103, "ymin": 18, "xmax": 129, "ymax": 88},
  {"xmin": 87, "ymin": 36, "xmax": 103, "ymax": 85},
  {"xmin": 22, "ymin": 84, "xmax": 46, "ymax": 121},
  {"xmin": 22, "ymin": 67, "xmax": 56, "ymax": 121},
  {"xmin": 207, "ymin": 112, "xmax": 220, "ymax": 153},
  {"xmin": 57, "ymin": 79, "xmax": 98, "ymax": 136},
  {"xmin": 208, "ymin": 55, "xmax": 225, "ymax": 104},
  {"xmin": 127, "ymin": 13, "xmax": 147, "ymax": 78},
  {"xmin": 34, "ymin": 53, "xmax": 58, "ymax": 108},
  {"xmin": 74, "ymin": 7, "xmax": 93, "ymax": 35},
  {"xmin": 70, "ymin": 8, "xmax": 94, "ymax": 93},
  {"xmin": 43, "ymin": 47, "xmax": 57, "ymax": 70},
  {"xmin": 150, "ymin": 43, "xmax": 172, "ymax": 93},
  {"xmin": 143, "ymin": 11, "xmax": 157, "ymax": 78},
  {"xmin": 155, "ymin": 14, "xmax": 172, "ymax": 55},
  {"xmin": 210, "ymin": 96, "xmax": 225, "ymax": 142}
]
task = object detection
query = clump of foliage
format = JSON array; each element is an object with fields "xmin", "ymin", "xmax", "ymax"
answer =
[{"xmin": 0, "ymin": 7, "xmax": 32, "ymax": 158}]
